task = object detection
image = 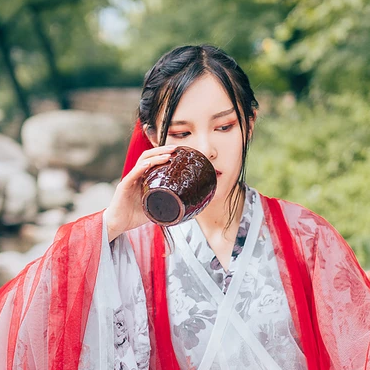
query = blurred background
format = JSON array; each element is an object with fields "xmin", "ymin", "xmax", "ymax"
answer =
[{"xmin": 0, "ymin": 0, "xmax": 369, "ymax": 285}]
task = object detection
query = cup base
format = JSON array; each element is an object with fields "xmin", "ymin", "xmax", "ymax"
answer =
[{"xmin": 143, "ymin": 189, "xmax": 185, "ymax": 226}]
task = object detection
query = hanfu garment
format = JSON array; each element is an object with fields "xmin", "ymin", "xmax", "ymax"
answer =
[
  {"xmin": 164, "ymin": 189, "xmax": 306, "ymax": 369},
  {"xmin": 86, "ymin": 188, "xmax": 307, "ymax": 369},
  {"xmin": 1, "ymin": 188, "xmax": 370, "ymax": 369}
]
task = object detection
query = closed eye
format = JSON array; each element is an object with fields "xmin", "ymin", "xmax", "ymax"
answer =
[
  {"xmin": 215, "ymin": 122, "xmax": 236, "ymax": 132},
  {"xmin": 168, "ymin": 131, "xmax": 191, "ymax": 139}
]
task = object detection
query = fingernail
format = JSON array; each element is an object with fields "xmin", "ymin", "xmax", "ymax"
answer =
[{"xmin": 142, "ymin": 160, "xmax": 150, "ymax": 167}]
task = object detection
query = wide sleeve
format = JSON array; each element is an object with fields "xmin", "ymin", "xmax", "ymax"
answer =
[
  {"xmin": 80, "ymin": 212, "xmax": 150, "ymax": 370},
  {"xmin": 0, "ymin": 211, "xmax": 103, "ymax": 370},
  {"xmin": 281, "ymin": 201, "xmax": 370, "ymax": 370},
  {"xmin": 109, "ymin": 228, "xmax": 151, "ymax": 370},
  {"xmin": 0, "ymin": 211, "xmax": 150, "ymax": 370}
]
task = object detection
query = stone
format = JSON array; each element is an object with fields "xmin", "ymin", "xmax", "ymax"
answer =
[
  {"xmin": 0, "ymin": 242, "xmax": 50, "ymax": 283},
  {"xmin": 66, "ymin": 182, "xmax": 115, "ymax": 222},
  {"xmin": 2, "ymin": 171, "xmax": 38, "ymax": 225},
  {"xmin": 21, "ymin": 110, "xmax": 130, "ymax": 181},
  {"xmin": 37, "ymin": 168, "xmax": 74, "ymax": 210},
  {"xmin": 0, "ymin": 134, "xmax": 30, "ymax": 217},
  {"xmin": 25, "ymin": 241, "xmax": 50, "ymax": 264},
  {"xmin": 36, "ymin": 208, "xmax": 67, "ymax": 227},
  {"xmin": 19, "ymin": 223, "xmax": 60, "ymax": 246},
  {"xmin": 0, "ymin": 133, "xmax": 28, "ymax": 179},
  {"xmin": 0, "ymin": 251, "xmax": 26, "ymax": 284}
]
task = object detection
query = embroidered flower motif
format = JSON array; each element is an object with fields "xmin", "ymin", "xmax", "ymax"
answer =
[
  {"xmin": 334, "ymin": 263, "xmax": 366, "ymax": 306},
  {"xmin": 165, "ymin": 187, "xmax": 305, "ymax": 368},
  {"xmin": 113, "ymin": 309, "xmax": 130, "ymax": 350},
  {"xmin": 249, "ymin": 285, "xmax": 284, "ymax": 316},
  {"xmin": 173, "ymin": 316, "xmax": 205, "ymax": 349},
  {"xmin": 173, "ymin": 308, "xmax": 216, "ymax": 350},
  {"xmin": 168, "ymin": 277, "xmax": 197, "ymax": 325},
  {"xmin": 185, "ymin": 355, "xmax": 197, "ymax": 370},
  {"xmin": 210, "ymin": 255, "xmax": 223, "ymax": 271}
]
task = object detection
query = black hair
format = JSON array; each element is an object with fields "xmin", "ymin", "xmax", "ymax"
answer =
[{"xmin": 138, "ymin": 45, "xmax": 259, "ymax": 229}]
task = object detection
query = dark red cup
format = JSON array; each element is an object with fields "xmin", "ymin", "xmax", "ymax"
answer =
[{"xmin": 141, "ymin": 146, "xmax": 217, "ymax": 226}]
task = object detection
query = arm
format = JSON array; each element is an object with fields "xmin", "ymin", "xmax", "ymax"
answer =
[{"xmin": 0, "ymin": 211, "xmax": 103, "ymax": 370}]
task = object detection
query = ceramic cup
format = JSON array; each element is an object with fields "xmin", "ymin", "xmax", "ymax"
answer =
[{"xmin": 141, "ymin": 146, "xmax": 217, "ymax": 226}]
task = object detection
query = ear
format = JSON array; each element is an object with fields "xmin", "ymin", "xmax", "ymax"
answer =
[
  {"xmin": 143, "ymin": 124, "xmax": 159, "ymax": 147},
  {"xmin": 248, "ymin": 110, "xmax": 257, "ymax": 140}
]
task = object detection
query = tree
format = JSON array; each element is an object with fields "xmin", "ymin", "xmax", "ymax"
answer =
[
  {"xmin": 0, "ymin": 0, "xmax": 132, "ymax": 139},
  {"xmin": 263, "ymin": 0, "xmax": 370, "ymax": 97},
  {"xmin": 120, "ymin": 0, "xmax": 288, "ymax": 91},
  {"xmin": 249, "ymin": 93, "xmax": 370, "ymax": 267}
]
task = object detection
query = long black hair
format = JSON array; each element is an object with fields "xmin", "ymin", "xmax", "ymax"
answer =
[{"xmin": 138, "ymin": 45, "xmax": 259, "ymax": 228}]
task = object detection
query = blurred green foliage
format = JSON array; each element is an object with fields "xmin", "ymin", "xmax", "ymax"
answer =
[
  {"xmin": 0, "ymin": 0, "xmax": 369, "ymax": 264},
  {"xmin": 249, "ymin": 93, "xmax": 370, "ymax": 267}
]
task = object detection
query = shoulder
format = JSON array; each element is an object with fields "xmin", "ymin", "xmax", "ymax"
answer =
[
  {"xmin": 258, "ymin": 193, "xmax": 350, "ymax": 262},
  {"xmin": 259, "ymin": 192, "xmax": 335, "ymax": 237},
  {"xmin": 259, "ymin": 192, "xmax": 360, "ymax": 267}
]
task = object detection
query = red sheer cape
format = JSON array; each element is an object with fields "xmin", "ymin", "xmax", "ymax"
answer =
[
  {"xmin": 122, "ymin": 119, "xmax": 370, "ymax": 369},
  {"xmin": 1, "ymin": 118, "xmax": 370, "ymax": 369},
  {"xmin": 121, "ymin": 119, "xmax": 180, "ymax": 369},
  {"xmin": 0, "ymin": 212, "xmax": 102, "ymax": 369},
  {"xmin": 261, "ymin": 196, "xmax": 370, "ymax": 369}
]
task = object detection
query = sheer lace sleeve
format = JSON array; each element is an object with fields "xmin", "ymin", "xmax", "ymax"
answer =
[
  {"xmin": 281, "ymin": 200, "xmax": 370, "ymax": 370},
  {"xmin": 0, "ymin": 211, "xmax": 103, "ymax": 370}
]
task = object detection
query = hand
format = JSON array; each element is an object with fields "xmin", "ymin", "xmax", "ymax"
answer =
[{"xmin": 105, "ymin": 145, "xmax": 177, "ymax": 242}]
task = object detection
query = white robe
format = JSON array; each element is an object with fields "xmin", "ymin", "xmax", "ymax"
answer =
[{"xmin": 81, "ymin": 189, "xmax": 306, "ymax": 369}]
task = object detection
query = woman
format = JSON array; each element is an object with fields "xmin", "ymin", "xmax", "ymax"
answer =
[{"xmin": 1, "ymin": 45, "xmax": 370, "ymax": 370}]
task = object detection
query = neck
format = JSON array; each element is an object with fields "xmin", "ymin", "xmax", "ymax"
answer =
[{"xmin": 196, "ymin": 185, "xmax": 245, "ymax": 235}]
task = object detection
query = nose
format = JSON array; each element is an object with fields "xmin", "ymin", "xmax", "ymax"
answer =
[{"xmin": 194, "ymin": 136, "xmax": 217, "ymax": 161}]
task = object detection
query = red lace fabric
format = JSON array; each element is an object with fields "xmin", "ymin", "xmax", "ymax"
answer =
[
  {"xmin": 126, "ymin": 224, "xmax": 180, "ymax": 370},
  {"xmin": 122, "ymin": 119, "xmax": 180, "ymax": 369},
  {"xmin": 261, "ymin": 195, "xmax": 370, "ymax": 370},
  {"xmin": 0, "ymin": 118, "xmax": 179, "ymax": 370},
  {"xmin": 121, "ymin": 118, "xmax": 370, "ymax": 369},
  {"xmin": 0, "ymin": 212, "xmax": 102, "ymax": 370},
  {"xmin": 1, "ymin": 115, "xmax": 369, "ymax": 369},
  {"xmin": 133, "ymin": 192, "xmax": 370, "ymax": 369}
]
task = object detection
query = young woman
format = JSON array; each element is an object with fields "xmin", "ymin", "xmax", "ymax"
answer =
[{"xmin": 1, "ymin": 45, "xmax": 370, "ymax": 370}]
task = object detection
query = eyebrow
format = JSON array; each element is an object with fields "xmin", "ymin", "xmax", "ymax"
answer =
[
  {"xmin": 170, "ymin": 107, "xmax": 235, "ymax": 126},
  {"xmin": 211, "ymin": 107, "xmax": 235, "ymax": 120}
]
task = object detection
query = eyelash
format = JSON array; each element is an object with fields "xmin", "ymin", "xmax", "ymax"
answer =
[
  {"xmin": 215, "ymin": 123, "xmax": 235, "ymax": 132},
  {"xmin": 168, "ymin": 122, "xmax": 236, "ymax": 139},
  {"xmin": 168, "ymin": 132, "xmax": 191, "ymax": 139}
]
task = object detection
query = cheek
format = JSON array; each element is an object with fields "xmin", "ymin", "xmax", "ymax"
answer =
[{"xmin": 221, "ymin": 130, "xmax": 243, "ymax": 158}]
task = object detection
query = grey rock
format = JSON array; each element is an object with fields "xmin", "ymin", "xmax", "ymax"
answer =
[
  {"xmin": 0, "ymin": 134, "xmax": 30, "ymax": 218},
  {"xmin": 0, "ymin": 133, "xmax": 28, "ymax": 179},
  {"xmin": 0, "ymin": 242, "xmax": 50, "ymax": 282},
  {"xmin": 2, "ymin": 171, "xmax": 38, "ymax": 225},
  {"xmin": 66, "ymin": 182, "xmax": 115, "ymax": 222},
  {"xmin": 37, "ymin": 168, "xmax": 74, "ymax": 210},
  {"xmin": 21, "ymin": 110, "xmax": 130, "ymax": 181},
  {"xmin": 36, "ymin": 208, "xmax": 67, "ymax": 227}
]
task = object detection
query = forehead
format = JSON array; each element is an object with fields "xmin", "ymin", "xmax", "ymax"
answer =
[{"xmin": 172, "ymin": 74, "xmax": 234, "ymax": 120}]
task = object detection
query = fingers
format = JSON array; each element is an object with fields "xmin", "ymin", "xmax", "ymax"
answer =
[
  {"xmin": 127, "ymin": 154, "xmax": 170, "ymax": 182},
  {"xmin": 122, "ymin": 145, "xmax": 177, "ymax": 185},
  {"xmin": 138, "ymin": 145, "xmax": 177, "ymax": 161}
]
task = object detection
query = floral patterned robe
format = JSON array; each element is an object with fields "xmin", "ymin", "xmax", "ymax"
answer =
[{"xmin": 1, "ymin": 188, "xmax": 370, "ymax": 369}]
